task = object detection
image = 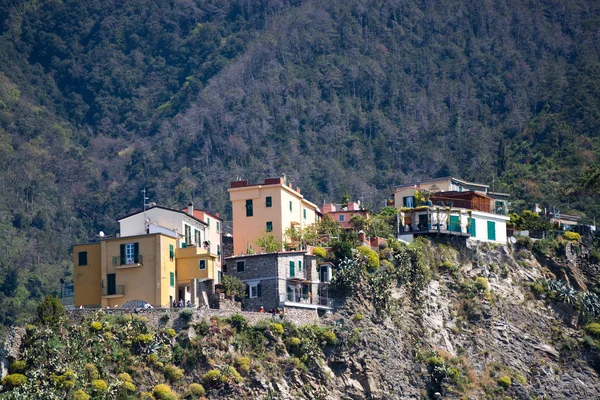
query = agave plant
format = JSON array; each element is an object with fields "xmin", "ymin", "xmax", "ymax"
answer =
[
  {"xmin": 556, "ymin": 285, "xmax": 578, "ymax": 305},
  {"xmin": 580, "ymin": 291, "xmax": 600, "ymax": 318},
  {"xmin": 548, "ymin": 279, "xmax": 567, "ymax": 292}
]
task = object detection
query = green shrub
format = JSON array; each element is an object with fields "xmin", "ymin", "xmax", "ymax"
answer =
[
  {"xmin": 164, "ymin": 364, "xmax": 184, "ymax": 382},
  {"xmin": 135, "ymin": 333, "xmax": 154, "ymax": 345},
  {"xmin": 235, "ymin": 356, "xmax": 251, "ymax": 375},
  {"xmin": 179, "ymin": 309, "xmax": 193, "ymax": 323},
  {"xmin": 153, "ymin": 384, "xmax": 177, "ymax": 400},
  {"xmin": 515, "ymin": 236, "xmax": 533, "ymax": 250},
  {"xmin": 202, "ymin": 369, "xmax": 222, "ymax": 386},
  {"xmin": 270, "ymin": 322, "xmax": 284, "ymax": 335},
  {"xmin": 124, "ymin": 381, "xmax": 136, "ymax": 392},
  {"xmin": 352, "ymin": 313, "xmax": 364, "ymax": 322},
  {"xmin": 563, "ymin": 231, "xmax": 581, "ymax": 241},
  {"xmin": 475, "ymin": 277, "xmax": 489, "ymax": 292},
  {"xmin": 585, "ymin": 323, "xmax": 600, "ymax": 338},
  {"xmin": 92, "ymin": 379, "xmax": 108, "ymax": 393},
  {"xmin": 118, "ymin": 373, "xmax": 133, "ymax": 383},
  {"xmin": 287, "ymin": 337, "xmax": 302, "ymax": 347},
  {"xmin": 220, "ymin": 365, "xmax": 242, "ymax": 384},
  {"xmin": 9, "ymin": 360, "xmax": 26, "ymax": 374},
  {"xmin": 439, "ymin": 260, "xmax": 459, "ymax": 273},
  {"xmin": 90, "ymin": 321, "xmax": 102, "ymax": 331},
  {"xmin": 221, "ymin": 275, "xmax": 246, "ymax": 298},
  {"xmin": 2, "ymin": 373, "xmax": 27, "ymax": 388},
  {"xmin": 165, "ymin": 328, "xmax": 177, "ymax": 338},
  {"xmin": 228, "ymin": 313, "xmax": 248, "ymax": 331},
  {"xmin": 313, "ymin": 246, "xmax": 327, "ymax": 259},
  {"xmin": 84, "ymin": 363, "xmax": 99, "ymax": 380},
  {"xmin": 53, "ymin": 370, "xmax": 76, "ymax": 389},
  {"xmin": 357, "ymin": 246, "xmax": 380, "ymax": 272},
  {"xmin": 140, "ymin": 392, "xmax": 154, "ymax": 400},
  {"xmin": 590, "ymin": 250, "xmax": 600, "ymax": 264},
  {"xmin": 529, "ymin": 282, "xmax": 545, "ymax": 297},
  {"xmin": 160, "ymin": 313, "xmax": 170, "ymax": 325},
  {"xmin": 37, "ymin": 295, "xmax": 66, "ymax": 326},
  {"xmin": 426, "ymin": 356, "xmax": 445, "ymax": 368},
  {"xmin": 497, "ymin": 375, "xmax": 511, "ymax": 388},
  {"xmin": 74, "ymin": 389, "xmax": 91, "ymax": 400},
  {"xmin": 188, "ymin": 383, "xmax": 205, "ymax": 397}
]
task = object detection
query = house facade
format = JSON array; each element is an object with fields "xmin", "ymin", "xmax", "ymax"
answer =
[
  {"xmin": 223, "ymin": 251, "xmax": 332, "ymax": 312},
  {"xmin": 228, "ymin": 176, "xmax": 321, "ymax": 255},
  {"xmin": 73, "ymin": 233, "xmax": 178, "ymax": 308},
  {"xmin": 73, "ymin": 204, "xmax": 222, "ymax": 308},
  {"xmin": 322, "ymin": 201, "xmax": 370, "ymax": 229},
  {"xmin": 394, "ymin": 180, "xmax": 510, "ymax": 244}
]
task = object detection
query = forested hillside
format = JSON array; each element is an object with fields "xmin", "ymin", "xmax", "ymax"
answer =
[{"xmin": 0, "ymin": 0, "xmax": 599, "ymax": 325}]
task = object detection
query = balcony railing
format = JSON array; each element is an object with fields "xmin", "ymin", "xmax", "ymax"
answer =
[
  {"xmin": 279, "ymin": 293, "xmax": 333, "ymax": 308},
  {"xmin": 102, "ymin": 285, "xmax": 125, "ymax": 297},
  {"xmin": 112, "ymin": 255, "xmax": 143, "ymax": 267}
]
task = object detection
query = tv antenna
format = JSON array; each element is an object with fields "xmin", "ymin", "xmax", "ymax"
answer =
[{"xmin": 142, "ymin": 188, "xmax": 150, "ymax": 211}]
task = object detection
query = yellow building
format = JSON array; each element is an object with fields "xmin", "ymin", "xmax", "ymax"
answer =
[
  {"xmin": 228, "ymin": 176, "xmax": 321, "ymax": 255},
  {"xmin": 73, "ymin": 205, "xmax": 223, "ymax": 308}
]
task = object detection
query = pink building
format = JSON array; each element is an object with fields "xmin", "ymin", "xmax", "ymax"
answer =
[{"xmin": 322, "ymin": 201, "xmax": 370, "ymax": 230}]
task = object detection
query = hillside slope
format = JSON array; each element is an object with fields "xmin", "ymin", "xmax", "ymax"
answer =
[{"xmin": 2, "ymin": 239, "xmax": 600, "ymax": 399}]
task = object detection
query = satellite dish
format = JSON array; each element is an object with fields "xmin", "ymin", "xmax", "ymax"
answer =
[
  {"xmin": 509, "ymin": 237, "xmax": 517, "ymax": 244},
  {"xmin": 99, "ymin": 231, "xmax": 105, "ymax": 237}
]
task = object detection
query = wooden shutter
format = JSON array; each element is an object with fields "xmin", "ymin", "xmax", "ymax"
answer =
[{"xmin": 134, "ymin": 242, "xmax": 140, "ymax": 263}]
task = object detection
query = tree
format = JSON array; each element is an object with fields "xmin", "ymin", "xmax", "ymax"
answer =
[
  {"xmin": 253, "ymin": 231, "xmax": 281, "ymax": 253},
  {"xmin": 37, "ymin": 295, "xmax": 66, "ymax": 327},
  {"xmin": 221, "ymin": 275, "xmax": 246, "ymax": 299}
]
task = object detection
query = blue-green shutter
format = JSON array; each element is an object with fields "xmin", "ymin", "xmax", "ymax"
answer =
[
  {"xmin": 468, "ymin": 218, "xmax": 477, "ymax": 237},
  {"xmin": 487, "ymin": 221, "xmax": 496, "ymax": 241},
  {"xmin": 289, "ymin": 261, "xmax": 295, "ymax": 278},
  {"xmin": 298, "ymin": 260, "xmax": 302, "ymax": 271},
  {"xmin": 170, "ymin": 272, "xmax": 174, "ymax": 287},
  {"xmin": 449, "ymin": 216, "xmax": 460, "ymax": 232}
]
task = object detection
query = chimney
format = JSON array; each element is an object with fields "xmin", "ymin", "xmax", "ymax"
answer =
[
  {"xmin": 187, "ymin": 202, "xmax": 194, "ymax": 216},
  {"xmin": 216, "ymin": 212, "xmax": 221, "ymax": 218},
  {"xmin": 358, "ymin": 230, "xmax": 366, "ymax": 243},
  {"xmin": 296, "ymin": 186, "xmax": 301, "ymax": 194}
]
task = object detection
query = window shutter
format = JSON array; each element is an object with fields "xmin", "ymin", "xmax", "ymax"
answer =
[
  {"xmin": 257, "ymin": 283, "xmax": 262, "ymax": 297},
  {"xmin": 245, "ymin": 284, "xmax": 250, "ymax": 297},
  {"xmin": 120, "ymin": 244, "xmax": 126, "ymax": 265},
  {"xmin": 133, "ymin": 242, "xmax": 140, "ymax": 263}
]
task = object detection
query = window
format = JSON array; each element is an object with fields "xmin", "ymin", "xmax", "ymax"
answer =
[
  {"xmin": 217, "ymin": 244, "xmax": 221, "ymax": 256},
  {"xmin": 199, "ymin": 260, "xmax": 206, "ymax": 270},
  {"xmin": 170, "ymin": 272, "xmax": 175, "ymax": 287},
  {"xmin": 78, "ymin": 251, "xmax": 88, "ymax": 266},
  {"xmin": 289, "ymin": 201, "xmax": 292, "ymax": 212},
  {"xmin": 320, "ymin": 265, "xmax": 330, "ymax": 282},
  {"xmin": 246, "ymin": 199, "xmax": 253, "ymax": 217},
  {"xmin": 218, "ymin": 271, "xmax": 222, "ymax": 284},
  {"xmin": 339, "ymin": 214, "xmax": 345, "ymax": 222},
  {"xmin": 249, "ymin": 282, "xmax": 261, "ymax": 298},
  {"xmin": 303, "ymin": 208, "xmax": 307, "ymax": 219},
  {"xmin": 266, "ymin": 221, "xmax": 273, "ymax": 232},
  {"xmin": 265, "ymin": 196, "xmax": 272, "ymax": 207},
  {"xmin": 403, "ymin": 196, "xmax": 415, "ymax": 208},
  {"xmin": 237, "ymin": 261, "xmax": 245, "ymax": 272},
  {"xmin": 120, "ymin": 243, "xmax": 139, "ymax": 265},
  {"xmin": 194, "ymin": 229, "xmax": 201, "ymax": 246},
  {"xmin": 216, "ymin": 221, "xmax": 220, "ymax": 232},
  {"xmin": 184, "ymin": 224, "xmax": 191, "ymax": 245},
  {"xmin": 169, "ymin": 244, "xmax": 174, "ymax": 261},
  {"xmin": 298, "ymin": 260, "xmax": 302, "ymax": 271},
  {"xmin": 289, "ymin": 261, "xmax": 295, "ymax": 278},
  {"xmin": 207, "ymin": 217, "xmax": 211, "ymax": 228}
]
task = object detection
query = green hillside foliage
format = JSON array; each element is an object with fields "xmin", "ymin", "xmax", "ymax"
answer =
[{"xmin": 0, "ymin": 0, "xmax": 599, "ymax": 325}]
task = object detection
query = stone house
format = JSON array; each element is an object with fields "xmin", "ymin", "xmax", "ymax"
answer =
[{"xmin": 223, "ymin": 251, "xmax": 332, "ymax": 312}]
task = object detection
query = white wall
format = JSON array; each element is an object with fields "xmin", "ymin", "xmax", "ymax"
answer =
[{"xmin": 119, "ymin": 208, "xmax": 206, "ymax": 246}]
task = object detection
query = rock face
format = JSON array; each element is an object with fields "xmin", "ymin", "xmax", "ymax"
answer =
[
  {"xmin": 1, "ymin": 326, "xmax": 25, "ymax": 379},
  {"xmin": 318, "ymin": 242, "xmax": 600, "ymax": 400}
]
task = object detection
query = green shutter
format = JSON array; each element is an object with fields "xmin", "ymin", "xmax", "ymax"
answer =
[
  {"xmin": 169, "ymin": 244, "xmax": 174, "ymax": 260},
  {"xmin": 303, "ymin": 209, "xmax": 307, "ymax": 219},
  {"xmin": 266, "ymin": 221, "xmax": 272, "ymax": 232},
  {"xmin": 120, "ymin": 244, "xmax": 126, "ymax": 265},
  {"xmin": 216, "ymin": 221, "xmax": 220, "ymax": 231},
  {"xmin": 266, "ymin": 196, "xmax": 272, "ymax": 207},
  {"xmin": 298, "ymin": 260, "xmax": 302, "ymax": 271},
  {"xmin": 133, "ymin": 242, "xmax": 140, "ymax": 263},
  {"xmin": 289, "ymin": 261, "xmax": 295, "ymax": 277},
  {"xmin": 468, "ymin": 218, "xmax": 477, "ymax": 237},
  {"xmin": 170, "ymin": 272, "xmax": 174, "ymax": 287},
  {"xmin": 449, "ymin": 216, "xmax": 460, "ymax": 232},
  {"xmin": 207, "ymin": 217, "xmax": 210, "ymax": 227},
  {"xmin": 289, "ymin": 201, "xmax": 292, "ymax": 211},
  {"xmin": 257, "ymin": 283, "xmax": 262, "ymax": 297},
  {"xmin": 487, "ymin": 221, "xmax": 496, "ymax": 241},
  {"xmin": 217, "ymin": 244, "xmax": 221, "ymax": 256}
]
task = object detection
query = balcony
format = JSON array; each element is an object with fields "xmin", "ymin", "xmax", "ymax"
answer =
[
  {"xmin": 102, "ymin": 285, "xmax": 125, "ymax": 297},
  {"xmin": 112, "ymin": 255, "xmax": 143, "ymax": 269},
  {"xmin": 279, "ymin": 292, "xmax": 332, "ymax": 310},
  {"xmin": 175, "ymin": 245, "xmax": 217, "ymax": 259}
]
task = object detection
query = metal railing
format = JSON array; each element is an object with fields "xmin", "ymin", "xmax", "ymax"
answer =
[
  {"xmin": 112, "ymin": 255, "xmax": 143, "ymax": 266},
  {"xmin": 102, "ymin": 285, "xmax": 125, "ymax": 296},
  {"xmin": 279, "ymin": 293, "xmax": 333, "ymax": 308}
]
